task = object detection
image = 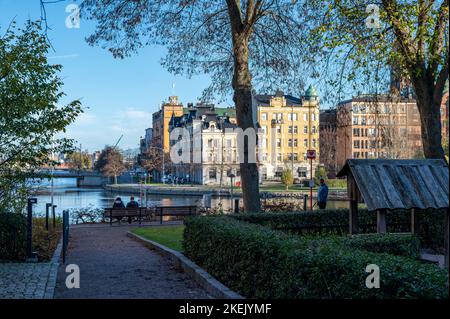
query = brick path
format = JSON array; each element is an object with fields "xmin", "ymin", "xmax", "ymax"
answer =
[
  {"xmin": 0, "ymin": 263, "xmax": 55, "ymax": 299},
  {"xmin": 54, "ymin": 224, "xmax": 211, "ymax": 299}
]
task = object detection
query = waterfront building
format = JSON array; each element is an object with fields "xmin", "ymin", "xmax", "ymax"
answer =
[
  {"xmin": 255, "ymin": 87, "xmax": 320, "ymax": 181},
  {"xmin": 169, "ymin": 103, "xmax": 241, "ymax": 185},
  {"xmin": 152, "ymin": 96, "xmax": 184, "ymax": 153}
]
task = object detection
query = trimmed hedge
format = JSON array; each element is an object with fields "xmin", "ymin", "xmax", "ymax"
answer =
[
  {"xmin": 232, "ymin": 209, "xmax": 446, "ymax": 251},
  {"xmin": 0, "ymin": 212, "xmax": 27, "ymax": 261},
  {"xmin": 183, "ymin": 216, "xmax": 449, "ymax": 299}
]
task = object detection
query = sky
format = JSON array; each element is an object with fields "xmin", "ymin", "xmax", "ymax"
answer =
[{"xmin": 0, "ymin": 0, "xmax": 226, "ymax": 152}]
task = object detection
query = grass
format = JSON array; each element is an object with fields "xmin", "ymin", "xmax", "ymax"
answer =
[{"xmin": 132, "ymin": 225, "xmax": 185, "ymax": 252}]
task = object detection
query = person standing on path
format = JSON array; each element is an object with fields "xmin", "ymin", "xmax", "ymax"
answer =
[{"xmin": 317, "ymin": 178, "xmax": 329, "ymax": 210}]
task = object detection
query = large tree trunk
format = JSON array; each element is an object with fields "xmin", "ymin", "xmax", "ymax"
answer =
[
  {"xmin": 232, "ymin": 33, "xmax": 261, "ymax": 212},
  {"xmin": 413, "ymin": 78, "xmax": 445, "ymax": 159}
]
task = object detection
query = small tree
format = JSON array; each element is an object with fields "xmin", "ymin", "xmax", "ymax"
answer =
[
  {"xmin": 314, "ymin": 166, "xmax": 328, "ymax": 186},
  {"xmin": 281, "ymin": 168, "xmax": 294, "ymax": 191},
  {"xmin": 66, "ymin": 152, "xmax": 92, "ymax": 170},
  {"xmin": 95, "ymin": 147, "xmax": 126, "ymax": 184}
]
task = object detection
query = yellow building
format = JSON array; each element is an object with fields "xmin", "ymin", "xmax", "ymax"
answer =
[
  {"xmin": 256, "ymin": 87, "xmax": 320, "ymax": 180},
  {"xmin": 152, "ymin": 96, "xmax": 184, "ymax": 153}
]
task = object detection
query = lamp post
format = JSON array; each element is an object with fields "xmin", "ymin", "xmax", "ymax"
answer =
[{"xmin": 27, "ymin": 198, "xmax": 38, "ymax": 262}]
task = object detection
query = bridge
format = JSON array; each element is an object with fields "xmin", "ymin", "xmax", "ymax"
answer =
[{"xmin": 35, "ymin": 169, "xmax": 108, "ymax": 187}]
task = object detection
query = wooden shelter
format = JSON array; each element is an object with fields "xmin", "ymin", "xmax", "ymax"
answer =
[{"xmin": 337, "ymin": 159, "xmax": 449, "ymax": 268}]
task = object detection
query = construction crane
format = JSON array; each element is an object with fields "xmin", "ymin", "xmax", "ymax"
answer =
[{"xmin": 113, "ymin": 135, "xmax": 124, "ymax": 150}]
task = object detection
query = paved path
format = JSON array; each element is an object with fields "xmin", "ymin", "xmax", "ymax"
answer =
[
  {"xmin": 0, "ymin": 263, "xmax": 55, "ymax": 299},
  {"xmin": 54, "ymin": 224, "xmax": 211, "ymax": 299}
]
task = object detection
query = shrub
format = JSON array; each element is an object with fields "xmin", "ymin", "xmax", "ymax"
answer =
[
  {"xmin": 232, "ymin": 209, "xmax": 446, "ymax": 250},
  {"xmin": 0, "ymin": 212, "xmax": 27, "ymax": 261},
  {"xmin": 342, "ymin": 234, "xmax": 421, "ymax": 259},
  {"xmin": 327, "ymin": 179, "xmax": 347, "ymax": 188},
  {"xmin": 183, "ymin": 216, "xmax": 449, "ymax": 299}
]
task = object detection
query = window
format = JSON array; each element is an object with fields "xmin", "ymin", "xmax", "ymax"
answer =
[
  {"xmin": 277, "ymin": 113, "xmax": 283, "ymax": 120},
  {"xmin": 304, "ymin": 139, "xmax": 308, "ymax": 147},
  {"xmin": 312, "ymin": 139, "xmax": 316, "ymax": 148},
  {"xmin": 207, "ymin": 139, "xmax": 213, "ymax": 147},
  {"xmin": 294, "ymin": 139, "xmax": 298, "ymax": 147},
  {"xmin": 298, "ymin": 167, "xmax": 307, "ymax": 178},
  {"xmin": 361, "ymin": 116, "xmax": 367, "ymax": 126},
  {"xmin": 293, "ymin": 153, "xmax": 298, "ymax": 161},
  {"xmin": 261, "ymin": 126, "xmax": 267, "ymax": 135},
  {"xmin": 277, "ymin": 154, "xmax": 282, "ymax": 161},
  {"xmin": 288, "ymin": 126, "xmax": 293, "ymax": 134},
  {"xmin": 370, "ymin": 140, "xmax": 377, "ymax": 149},
  {"xmin": 353, "ymin": 152, "xmax": 360, "ymax": 158},
  {"xmin": 293, "ymin": 126, "xmax": 298, "ymax": 134},
  {"xmin": 276, "ymin": 125, "xmax": 281, "ymax": 134},
  {"xmin": 352, "ymin": 116, "xmax": 359, "ymax": 125},
  {"xmin": 354, "ymin": 140, "xmax": 360, "ymax": 149},
  {"xmin": 312, "ymin": 113, "xmax": 316, "ymax": 121},
  {"xmin": 353, "ymin": 128, "xmax": 360, "ymax": 137},
  {"xmin": 288, "ymin": 139, "xmax": 293, "ymax": 147},
  {"xmin": 261, "ymin": 113, "xmax": 267, "ymax": 121},
  {"xmin": 209, "ymin": 169, "xmax": 217, "ymax": 179},
  {"xmin": 312, "ymin": 126, "xmax": 317, "ymax": 133},
  {"xmin": 303, "ymin": 113, "xmax": 308, "ymax": 121},
  {"xmin": 277, "ymin": 139, "xmax": 281, "ymax": 148},
  {"xmin": 226, "ymin": 139, "xmax": 232, "ymax": 147},
  {"xmin": 304, "ymin": 126, "xmax": 308, "ymax": 133},
  {"xmin": 293, "ymin": 113, "xmax": 298, "ymax": 121}
]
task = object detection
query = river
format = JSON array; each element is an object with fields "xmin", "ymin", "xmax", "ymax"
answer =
[{"xmin": 30, "ymin": 178, "xmax": 348, "ymax": 220}]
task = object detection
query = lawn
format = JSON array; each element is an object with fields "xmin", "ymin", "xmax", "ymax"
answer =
[{"xmin": 132, "ymin": 225, "xmax": 185, "ymax": 252}]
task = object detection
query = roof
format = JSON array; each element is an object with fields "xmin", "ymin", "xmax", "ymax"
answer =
[
  {"xmin": 337, "ymin": 159, "xmax": 449, "ymax": 211},
  {"xmin": 338, "ymin": 94, "xmax": 417, "ymax": 106},
  {"xmin": 254, "ymin": 94, "xmax": 302, "ymax": 107}
]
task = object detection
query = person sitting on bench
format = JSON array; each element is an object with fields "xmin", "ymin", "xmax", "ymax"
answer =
[{"xmin": 126, "ymin": 196, "xmax": 139, "ymax": 224}]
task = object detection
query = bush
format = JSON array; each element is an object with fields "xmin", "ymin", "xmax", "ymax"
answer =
[
  {"xmin": 232, "ymin": 209, "xmax": 446, "ymax": 251},
  {"xmin": 327, "ymin": 179, "xmax": 347, "ymax": 188},
  {"xmin": 0, "ymin": 212, "xmax": 27, "ymax": 261},
  {"xmin": 342, "ymin": 234, "xmax": 421, "ymax": 259},
  {"xmin": 183, "ymin": 216, "xmax": 449, "ymax": 299}
]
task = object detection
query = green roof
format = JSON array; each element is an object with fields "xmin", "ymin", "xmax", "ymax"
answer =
[
  {"xmin": 305, "ymin": 85, "xmax": 318, "ymax": 99},
  {"xmin": 215, "ymin": 107, "xmax": 236, "ymax": 117}
]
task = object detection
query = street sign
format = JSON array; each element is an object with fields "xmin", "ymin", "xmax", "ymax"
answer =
[
  {"xmin": 306, "ymin": 149, "xmax": 316, "ymax": 160},
  {"xmin": 309, "ymin": 179, "xmax": 315, "ymax": 188}
]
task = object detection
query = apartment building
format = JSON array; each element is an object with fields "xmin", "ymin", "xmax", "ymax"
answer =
[
  {"xmin": 169, "ymin": 103, "xmax": 241, "ymax": 185},
  {"xmin": 256, "ymin": 87, "xmax": 320, "ymax": 180},
  {"xmin": 152, "ymin": 96, "xmax": 184, "ymax": 152},
  {"xmin": 336, "ymin": 95, "xmax": 422, "ymax": 169}
]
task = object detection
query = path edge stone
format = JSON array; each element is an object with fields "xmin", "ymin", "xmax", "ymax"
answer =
[
  {"xmin": 127, "ymin": 231, "xmax": 244, "ymax": 299},
  {"xmin": 43, "ymin": 236, "xmax": 63, "ymax": 299}
]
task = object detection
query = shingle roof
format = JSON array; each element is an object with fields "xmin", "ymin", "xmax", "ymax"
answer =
[{"xmin": 337, "ymin": 159, "xmax": 449, "ymax": 211}]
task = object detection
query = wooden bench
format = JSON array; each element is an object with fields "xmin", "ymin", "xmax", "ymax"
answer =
[
  {"xmin": 154, "ymin": 205, "xmax": 198, "ymax": 224},
  {"xmin": 104, "ymin": 207, "xmax": 152, "ymax": 225}
]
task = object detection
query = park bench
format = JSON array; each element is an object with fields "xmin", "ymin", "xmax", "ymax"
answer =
[
  {"xmin": 104, "ymin": 207, "xmax": 152, "ymax": 225},
  {"xmin": 154, "ymin": 205, "xmax": 198, "ymax": 224}
]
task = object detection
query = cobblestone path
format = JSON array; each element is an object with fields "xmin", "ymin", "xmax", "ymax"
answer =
[
  {"xmin": 0, "ymin": 263, "xmax": 56, "ymax": 299},
  {"xmin": 54, "ymin": 224, "xmax": 211, "ymax": 299}
]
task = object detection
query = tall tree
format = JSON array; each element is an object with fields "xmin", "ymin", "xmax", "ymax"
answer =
[
  {"xmin": 306, "ymin": 0, "xmax": 449, "ymax": 159},
  {"xmin": 95, "ymin": 146, "xmax": 126, "ymax": 184},
  {"xmin": 0, "ymin": 21, "xmax": 82, "ymax": 212},
  {"xmin": 80, "ymin": 0, "xmax": 309, "ymax": 212}
]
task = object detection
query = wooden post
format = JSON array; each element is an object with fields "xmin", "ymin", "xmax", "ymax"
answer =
[
  {"xmin": 377, "ymin": 209, "xmax": 387, "ymax": 234},
  {"xmin": 160, "ymin": 207, "xmax": 163, "ymax": 225},
  {"xmin": 445, "ymin": 208, "xmax": 449, "ymax": 268},
  {"xmin": 349, "ymin": 176, "xmax": 359, "ymax": 235},
  {"xmin": 411, "ymin": 208, "xmax": 419, "ymax": 234}
]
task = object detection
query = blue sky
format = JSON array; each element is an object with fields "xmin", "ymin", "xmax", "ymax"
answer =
[{"xmin": 0, "ymin": 0, "xmax": 224, "ymax": 152}]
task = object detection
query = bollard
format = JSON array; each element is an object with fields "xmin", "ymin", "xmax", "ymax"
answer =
[
  {"xmin": 234, "ymin": 198, "xmax": 240, "ymax": 214},
  {"xmin": 45, "ymin": 203, "xmax": 52, "ymax": 230},
  {"xmin": 26, "ymin": 198, "xmax": 38, "ymax": 262},
  {"xmin": 52, "ymin": 205, "xmax": 57, "ymax": 228},
  {"xmin": 303, "ymin": 194, "xmax": 308, "ymax": 211}
]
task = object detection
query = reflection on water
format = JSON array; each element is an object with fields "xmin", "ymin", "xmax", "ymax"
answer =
[{"xmin": 30, "ymin": 178, "xmax": 348, "ymax": 217}]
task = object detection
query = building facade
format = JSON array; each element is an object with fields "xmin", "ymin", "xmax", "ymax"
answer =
[
  {"xmin": 152, "ymin": 96, "xmax": 184, "ymax": 153},
  {"xmin": 169, "ymin": 103, "xmax": 241, "ymax": 185},
  {"xmin": 256, "ymin": 87, "xmax": 320, "ymax": 181},
  {"xmin": 336, "ymin": 95, "xmax": 423, "ymax": 170}
]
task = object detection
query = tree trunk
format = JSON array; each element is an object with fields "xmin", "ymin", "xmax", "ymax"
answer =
[
  {"xmin": 413, "ymin": 78, "xmax": 445, "ymax": 159},
  {"xmin": 114, "ymin": 175, "xmax": 117, "ymax": 185},
  {"xmin": 232, "ymin": 33, "xmax": 261, "ymax": 213}
]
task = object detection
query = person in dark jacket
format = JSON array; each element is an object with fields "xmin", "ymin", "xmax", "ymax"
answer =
[
  {"xmin": 113, "ymin": 197, "xmax": 125, "ymax": 208},
  {"xmin": 317, "ymin": 178, "xmax": 329, "ymax": 210},
  {"xmin": 112, "ymin": 197, "xmax": 125, "ymax": 222},
  {"xmin": 126, "ymin": 196, "xmax": 139, "ymax": 224}
]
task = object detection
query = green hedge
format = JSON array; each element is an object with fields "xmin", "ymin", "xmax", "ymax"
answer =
[
  {"xmin": 183, "ymin": 216, "xmax": 448, "ymax": 299},
  {"xmin": 334, "ymin": 233, "xmax": 421, "ymax": 259},
  {"xmin": 232, "ymin": 209, "xmax": 446, "ymax": 250},
  {"xmin": 0, "ymin": 212, "xmax": 27, "ymax": 261}
]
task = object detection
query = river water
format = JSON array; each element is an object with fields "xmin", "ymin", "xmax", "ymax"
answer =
[{"xmin": 30, "ymin": 178, "xmax": 348, "ymax": 220}]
